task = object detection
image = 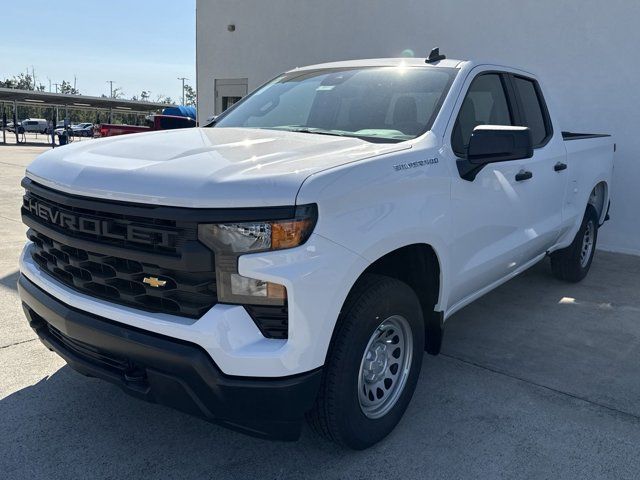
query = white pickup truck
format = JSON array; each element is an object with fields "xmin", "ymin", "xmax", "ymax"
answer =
[{"xmin": 18, "ymin": 50, "xmax": 613, "ymax": 449}]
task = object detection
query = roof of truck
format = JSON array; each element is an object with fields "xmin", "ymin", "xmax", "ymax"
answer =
[{"xmin": 293, "ymin": 57, "xmax": 467, "ymax": 71}]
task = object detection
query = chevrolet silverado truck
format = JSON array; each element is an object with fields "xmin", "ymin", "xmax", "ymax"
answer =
[{"xmin": 18, "ymin": 50, "xmax": 614, "ymax": 449}]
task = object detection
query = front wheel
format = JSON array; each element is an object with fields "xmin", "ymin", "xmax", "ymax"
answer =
[
  {"xmin": 307, "ymin": 274, "xmax": 424, "ymax": 449},
  {"xmin": 550, "ymin": 204, "xmax": 599, "ymax": 282}
]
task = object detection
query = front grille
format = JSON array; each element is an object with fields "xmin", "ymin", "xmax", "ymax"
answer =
[
  {"xmin": 28, "ymin": 229, "xmax": 217, "ymax": 318},
  {"xmin": 21, "ymin": 179, "xmax": 289, "ymax": 336},
  {"xmin": 21, "ymin": 179, "xmax": 218, "ymax": 318},
  {"xmin": 22, "ymin": 189, "xmax": 191, "ymax": 255}
]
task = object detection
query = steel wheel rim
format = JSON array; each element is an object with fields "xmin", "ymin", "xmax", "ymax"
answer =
[
  {"xmin": 358, "ymin": 315, "xmax": 413, "ymax": 419},
  {"xmin": 580, "ymin": 220, "xmax": 595, "ymax": 268}
]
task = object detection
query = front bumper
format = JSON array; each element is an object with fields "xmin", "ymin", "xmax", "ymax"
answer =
[
  {"xmin": 18, "ymin": 274, "xmax": 322, "ymax": 440},
  {"xmin": 20, "ymin": 232, "xmax": 369, "ymax": 377}
]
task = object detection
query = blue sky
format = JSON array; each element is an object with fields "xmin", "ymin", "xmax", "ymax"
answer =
[{"xmin": 1, "ymin": 0, "xmax": 195, "ymax": 102}]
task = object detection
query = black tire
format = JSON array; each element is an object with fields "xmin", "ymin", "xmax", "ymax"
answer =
[
  {"xmin": 550, "ymin": 204, "xmax": 599, "ymax": 282},
  {"xmin": 307, "ymin": 274, "xmax": 424, "ymax": 449}
]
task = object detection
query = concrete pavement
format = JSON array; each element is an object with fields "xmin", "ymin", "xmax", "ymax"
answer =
[{"xmin": 1, "ymin": 144, "xmax": 639, "ymax": 479}]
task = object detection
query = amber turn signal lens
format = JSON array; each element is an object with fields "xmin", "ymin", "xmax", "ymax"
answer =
[
  {"xmin": 271, "ymin": 218, "xmax": 314, "ymax": 250},
  {"xmin": 267, "ymin": 282, "xmax": 287, "ymax": 300}
]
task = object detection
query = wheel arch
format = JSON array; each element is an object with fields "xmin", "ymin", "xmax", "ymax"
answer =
[
  {"xmin": 339, "ymin": 243, "xmax": 444, "ymax": 355},
  {"xmin": 588, "ymin": 180, "xmax": 609, "ymax": 224}
]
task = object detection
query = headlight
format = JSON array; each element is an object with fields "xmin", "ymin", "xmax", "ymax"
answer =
[
  {"xmin": 205, "ymin": 223, "xmax": 272, "ymax": 253},
  {"xmin": 197, "ymin": 204, "xmax": 317, "ymax": 254},
  {"xmin": 197, "ymin": 204, "xmax": 317, "ymax": 305}
]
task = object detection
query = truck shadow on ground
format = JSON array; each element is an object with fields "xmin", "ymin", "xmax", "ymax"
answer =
[
  {"xmin": 0, "ymin": 270, "xmax": 19, "ymax": 291},
  {"xmin": 2, "ymin": 362, "xmax": 433, "ymax": 478},
  {"xmin": 2, "ymin": 253, "xmax": 640, "ymax": 479}
]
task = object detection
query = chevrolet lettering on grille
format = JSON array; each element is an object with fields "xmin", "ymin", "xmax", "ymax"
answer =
[{"xmin": 24, "ymin": 196, "xmax": 177, "ymax": 248}]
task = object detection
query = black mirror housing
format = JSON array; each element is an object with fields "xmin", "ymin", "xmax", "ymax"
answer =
[{"xmin": 467, "ymin": 125, "xmax": 533, "ymax": 165}]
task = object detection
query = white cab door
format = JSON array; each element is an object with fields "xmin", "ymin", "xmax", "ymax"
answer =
[
  {"xmin": 506, "ymin": 74, "xmax": 568, "ymax": 264},
  {"xmin": 446, "ymin": 72, "xmax": 532, "ymax": 307},
  {"xmin": 445, "ymin": 71, "xmax": 568, "ymax": 309},
  {"xmin": 449, "ymin": 158, "xmax": 535, "ymax": 306}
]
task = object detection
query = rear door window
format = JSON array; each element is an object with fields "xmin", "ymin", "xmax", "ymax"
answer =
[{"xmin": 511, "ymin": 76, "xmax": 550, "ymax": 146}]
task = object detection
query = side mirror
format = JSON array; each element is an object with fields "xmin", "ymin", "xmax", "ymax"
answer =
[{"xmin": 467, "ymin": 125, "xmax": 533, "ymax": 164}]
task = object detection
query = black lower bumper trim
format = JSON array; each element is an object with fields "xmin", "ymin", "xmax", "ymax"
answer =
[{"xmin": 18, "ymin": 274, "xmax": 321, "ymax": 441}]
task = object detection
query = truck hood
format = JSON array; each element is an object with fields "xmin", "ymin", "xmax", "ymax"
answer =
[{"xmin": 26, "ymin": 127, "xmax": 410, "ymax": 208}]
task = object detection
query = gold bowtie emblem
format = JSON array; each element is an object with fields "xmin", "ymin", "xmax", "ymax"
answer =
[{"xmin": 143, "ymin": 277, "xmax": 167, "ymax": 288}]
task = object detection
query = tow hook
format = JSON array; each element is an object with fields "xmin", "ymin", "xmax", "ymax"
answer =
[{"xmin": 124, "ymin": 367, "xmax": 149, "ymax": 392}]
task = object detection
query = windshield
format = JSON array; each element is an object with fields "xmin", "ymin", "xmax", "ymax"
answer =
[{"xmin": 213, "ymin": 66, "xmax": 457, "ymax": 142}]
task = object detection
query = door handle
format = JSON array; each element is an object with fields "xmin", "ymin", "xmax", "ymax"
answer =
[
  {"xmin": 554, "ymin": 162, "xmax": 568, "ymax": 172},
  {"xmin": 515, "ymin": 170, "xmax": 533, "ymax": 182}
]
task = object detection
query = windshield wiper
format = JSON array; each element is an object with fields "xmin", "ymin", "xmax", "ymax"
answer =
[
  {"xmin": 264, "ymin": 126, "xmax": 401, "ymax": 143},
  {"xmin": 283, "ymin": 127, "xmax": 348, "ymax": 138}
]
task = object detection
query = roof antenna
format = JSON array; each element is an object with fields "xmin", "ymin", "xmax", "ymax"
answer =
[{"xmin": 426, "ymin": 47, "xmax": 446, "ymax": 63}]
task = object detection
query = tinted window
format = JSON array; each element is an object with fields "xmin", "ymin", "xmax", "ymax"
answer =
[
  {"xmin": 215, "ymin": 66, "xmax": 457, "ymax": 142},
  {"xmin": 452, "ymin": 74, "xmax": 513, "ymax": 155},
  {"xmin": 157, "ymin": 116, "xmax": 196, "ymax": 130},
  {"xmin": 512, "ymin": 76, "xmax": 549, "ymax": 145}
]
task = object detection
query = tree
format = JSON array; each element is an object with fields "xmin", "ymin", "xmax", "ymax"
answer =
[
  {"xmin": 59, "ymin": 80, "xmax": 80, "ymax": 95},
  {"xmin": 155, "ymin": 94, "xmax": 174, "ymax": 104},
  {"xmin": 1, "ymin": 73, "xmax": 36, "ymax": 90},
  {"xmin": 184, "ymin": 84, "xmax": 196, "ymax": 106},
  {"xmin": 140, "ymin": 90, "xmax": 151, "ymax": 102},
  {"xmin": 1, "ymin": 73, "xmax": 68, "ymax": 93},
  {"xmin": 111, "ymin": 87, "xmax": 124, "ymax": 99}
]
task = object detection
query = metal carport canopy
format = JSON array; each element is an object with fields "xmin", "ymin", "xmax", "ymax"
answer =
[{"xmin": 0, "ymin": 87, "xmax": 173, "ymax": 112}]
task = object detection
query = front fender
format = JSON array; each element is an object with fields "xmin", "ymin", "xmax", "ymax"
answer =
[{"xmin": 297, "ymin": 141, "xmax": 453, "ymax": 310}]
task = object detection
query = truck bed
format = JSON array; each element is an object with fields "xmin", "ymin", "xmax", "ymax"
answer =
[{"xmin": 561, "ymin": 132, "xmax": 614, "ymax": 232}]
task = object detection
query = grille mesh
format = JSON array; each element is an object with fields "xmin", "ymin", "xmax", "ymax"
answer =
[{"xmin": 28, "ymin": 229, "xmax": 217, "ymax": 318}]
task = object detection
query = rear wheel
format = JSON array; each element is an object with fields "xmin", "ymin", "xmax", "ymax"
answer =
[
  {"xmin": 550, "ymin": 205, "xmax": 599, "ymax": 282},
  {"xmin": 307, "ymin": 274, "xmax": 424, "ymax": 449}
]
